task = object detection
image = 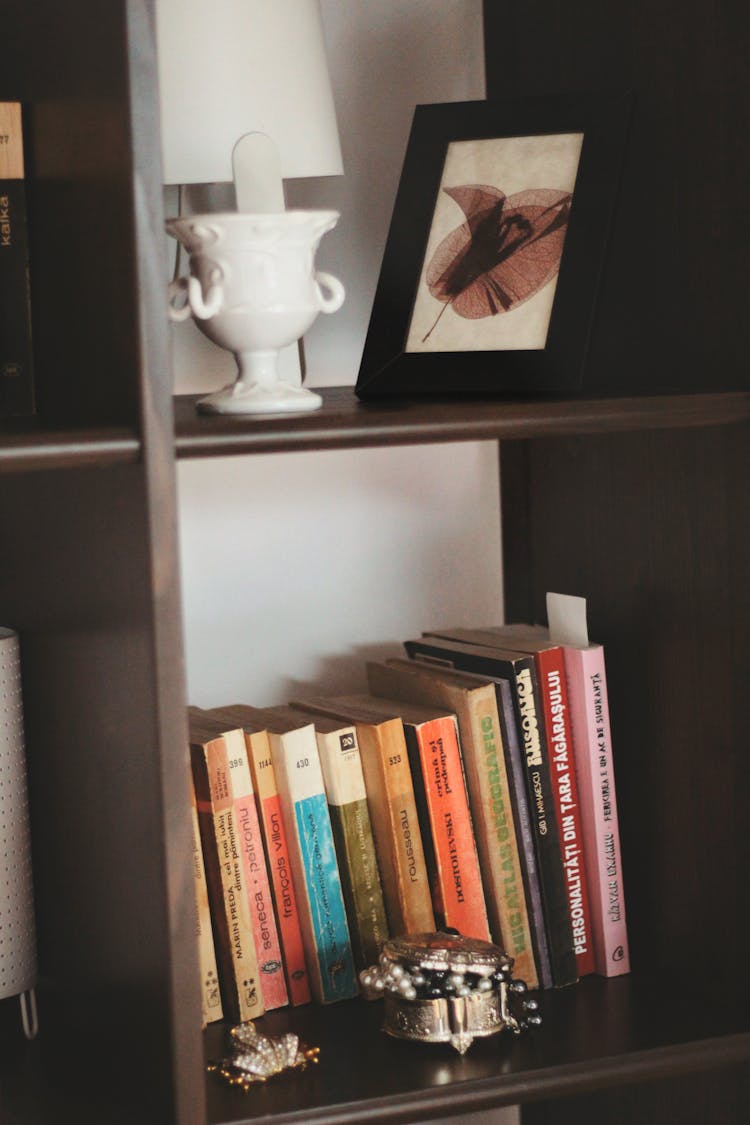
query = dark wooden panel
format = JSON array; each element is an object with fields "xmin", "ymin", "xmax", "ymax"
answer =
[
  {"xmin": 3, "ymin": 0, "xmax": 142, "ymax": 426},
  {"xmin": 484, "ymin": 0, "xmax": 750, "ymax": 397},
  {"xmin": 501, "ymin": 440, "xmax": 534, "ymax": 622},
  {"xmin": 501, "ymin": 423, "xmax": 750, "ymax": 987},
  {"xmin": 1, "ymin": 6, "xmax": 203, "ymax": 1120},
  {"xmin": 0, "ymin": 462, "xmax": 197, "ymax": 1124},
  {"xmin": 522, "ymin": 1064, "xmax": 750, "ymax": 1125},
  {"xmin": 120, "ymin": 4, "xmax": 206, "ymax": 1118}
]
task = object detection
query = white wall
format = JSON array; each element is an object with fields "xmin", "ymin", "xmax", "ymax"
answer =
[{"xmin": 175, "ymin": 0, "xmax": 504, "ymax": 711}]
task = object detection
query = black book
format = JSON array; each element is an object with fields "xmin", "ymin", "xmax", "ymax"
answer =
[
  {"xmin": 404, "ymin": 632, "xmax": 577, "ymax": 988},
  {"xmin": 493, "ymin": 675, "xmax": 553, "ymax": 989}
]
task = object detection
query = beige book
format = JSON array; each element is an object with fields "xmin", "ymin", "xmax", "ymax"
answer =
[
  {"xmin": 0, "ymin": 103, "xmax": 24, "ymax": 179},
  {"xmin": 189, "ymin": 776, "xmax": 223, "ymax": 1025},
  {"xmin": 188, "ymin": 710, "xmax": 265, "ymax": 1022}
]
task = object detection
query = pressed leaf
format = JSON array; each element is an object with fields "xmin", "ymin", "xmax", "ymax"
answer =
[{"xmin": 422, "ymin": 185, "xmax": 572, "ymax": 340}]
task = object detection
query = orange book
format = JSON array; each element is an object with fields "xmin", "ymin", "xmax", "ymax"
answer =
[
  {"xmin": 211, "ymin": 705, "xmax": 311, "ymax": 1006},
  {"xmin": 341, "ymin": 694, "xmax": 490, "ymax": 941},
  {"xmin": 289, "ymin": 695, "xmax": 435, "ymax": 936},
  {"xmin": 188, "ymin": 714, "xmax": 265, "ymax": 1023}
]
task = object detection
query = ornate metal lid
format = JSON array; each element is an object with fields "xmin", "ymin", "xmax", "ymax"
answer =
[{"xmin": 380, "ymin": 932, "xmax": 514, "ymax": 977}]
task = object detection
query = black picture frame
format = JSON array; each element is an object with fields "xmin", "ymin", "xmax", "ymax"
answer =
[{"xmin": 356, "ymin": 92, "xmax": 632, "ymax": 400}]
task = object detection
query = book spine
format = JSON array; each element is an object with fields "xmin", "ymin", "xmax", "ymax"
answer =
[
  {"xmin": 190, "ymin": 737, "xmax": 264, "ymax": 1022},
  {"xmin": 402, "ymin": 722, "xmax": 440, "ymax": 919},
  {"xmin": 510, "ymin": 660, "xmax": 577, "ymax": 987},
  {"xmin": 270, "ymin": 726, "xmax": 358, "ymax": 1003},
  {"xmin": 463, "ymin": 690, "xmax": 540, "ymax": 987},
  {"xmin": 246, "ymin": 730, "xmax": 311, "ymax": 1005},
  {"xmin": 189, "ymin": 777, "xmax": 223, "ymax": 1025},
  {"xmin": 0, "ymin": 103, "xmax": 34, "ymax": 418},
  {"xmin": 224, "ymin": 729, "xmax": 288, "ymax": 1010},
  {"xmin": 405, "ymin": 716, "xmax": 490, "ymax": 941},
  {"xmin": 564, "ymin": 645, "xmax": 630, "ymax": 977},
  {"xmin": 329, "ymin": 801, "xmax": 388, "ymax": 968},
  {"xmin": 357, "ymin": 722, "xmax": 436, "ymax": 935},
  {"xmin": 535, "ymin": 649, "xmax": 596, "ymax": 978},
  {"xmin": 315, "ymin": 726, "xmax": 389, "ymax": 970},
  {"xmin": 494, "ymin": 679, "xmax": 553, "ymax": 989}
]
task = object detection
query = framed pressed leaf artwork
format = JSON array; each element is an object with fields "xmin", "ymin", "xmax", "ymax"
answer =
[{"xmin": 356, "ymin": 92, "xmax": 632, "ymax": 399}]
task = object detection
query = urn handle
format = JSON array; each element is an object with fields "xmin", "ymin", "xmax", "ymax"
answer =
[
  {"xmin": 314, "ymin": 271, "xmax": 345, "ymax": 314},
  {"xmin": 167, "ymin": 271, "xmax": 224, "ymax": 322}
]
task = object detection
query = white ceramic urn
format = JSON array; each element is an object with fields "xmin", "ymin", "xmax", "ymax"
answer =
[{"xmin": 166, "ymin": 209, "xmax": 344, "ymax": 414}]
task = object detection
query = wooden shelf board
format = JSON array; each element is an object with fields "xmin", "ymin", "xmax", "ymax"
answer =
[
  {"xmin": 204, "ymin": 975, "xmax": 750, "ymax": 1124},
  {"xmin": 0, "ymin": 420, "xmax": 140, "ymax": 473},
  {"xmin": 4, "ymin": 387, "xmax": 747, "ymax": 473},
  {"xmin": 174, "ymin": 387, "xmax": 750, "ymax": 459}
]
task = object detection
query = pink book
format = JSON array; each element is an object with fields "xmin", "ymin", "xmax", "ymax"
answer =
[
  {"xmin": 211, "ymin": 709, "xmax": 312, "ymax": 1006},
  {"xmin": 249, "ymin": 764, "xmax": 312, "ymax": 1005},
  {"xmin": 223, "ymin": 726, "xmax": 289, "ymax": 1010},
  {"xmin": 548, "ymin": 594, "xmax": 630, "ymax": 977}
]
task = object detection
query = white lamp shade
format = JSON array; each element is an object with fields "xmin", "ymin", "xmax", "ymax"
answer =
[{"xmin": 156, "ymin": 0, "xmax": 343, "ymax": 185}]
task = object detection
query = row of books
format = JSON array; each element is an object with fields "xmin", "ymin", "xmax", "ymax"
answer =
[
  {"xmin": 0, "ymin": 102, "xmax": 35, "ymax": 418},
  {"xmin": 189, "ymin": 618, "xmax": 630, "ymax": 1026}
]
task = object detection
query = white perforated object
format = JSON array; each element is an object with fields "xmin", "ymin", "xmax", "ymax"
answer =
[{"xmin": 0, "ymin": 627, "xmax": 37, "ymax": 1000}]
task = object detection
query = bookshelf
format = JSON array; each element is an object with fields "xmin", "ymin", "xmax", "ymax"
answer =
[{"xmin": 1, "ymin": 2, "xmax": 749, "ymax": 1124}]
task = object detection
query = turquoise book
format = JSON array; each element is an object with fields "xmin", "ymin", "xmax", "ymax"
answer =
[
  {"xmin": 289, "ymin": 708, "xmax": 389, "ymax": 972},
  {"xmin": 246, "ymin": 705, "xmax": 358, "ymax": 1004}
]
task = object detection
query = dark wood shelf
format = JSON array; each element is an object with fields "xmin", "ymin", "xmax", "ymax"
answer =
[
  {"xmin": 203, "ymin": 976, "xmax": 750, "ymax": 1124},
  {"xmin": 4, "ymin": 0, "xmax": 748, "ymax": 1120},
  {"xmin": 173, "ymin": 387, "xmax": 750, "ymax": 459},
  {"xmin": 0, "ymin": 418, "xmax": 140, "ymax": 474},
  {"xmin": 8, "ymin": 383, "xmax": 745, "ymax": 475}
]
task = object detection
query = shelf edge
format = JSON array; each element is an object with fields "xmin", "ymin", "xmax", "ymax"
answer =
[
  {"xmin": 208, "ymin": 1031, "xmax": 750, "ymax": 1125},
  {"xmin": 175, "ymin": 389, "xmax": 750, "ymax": 460},
  {"xmin": 0, "ymin": 430, "xmax": 141, "ymax": 474}
]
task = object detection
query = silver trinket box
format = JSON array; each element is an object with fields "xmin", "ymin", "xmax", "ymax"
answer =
[{"xmin": 360, "ymin": 931, "xmax": 541, "ymax": 1055}]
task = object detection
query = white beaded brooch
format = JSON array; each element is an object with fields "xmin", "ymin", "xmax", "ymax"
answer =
[{"xmin": 207, "ymin": 1022, "xmax": 320, "ymax": 1092}]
